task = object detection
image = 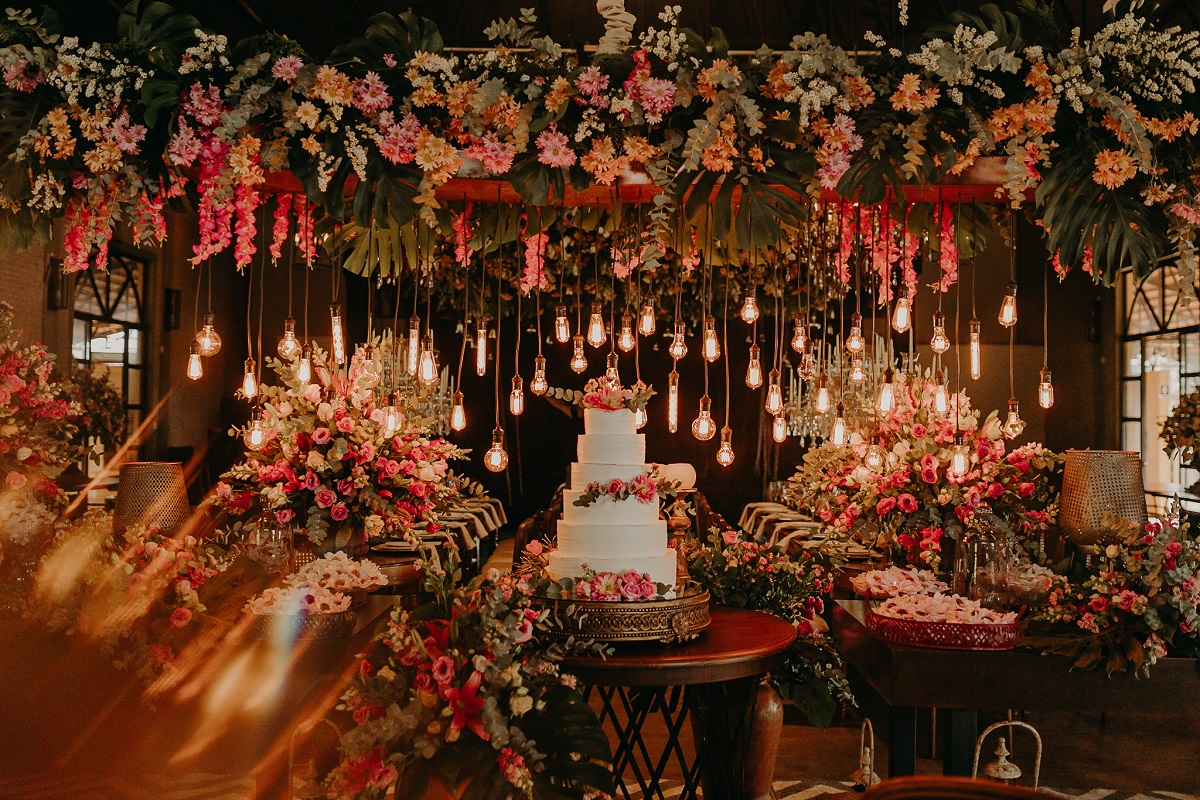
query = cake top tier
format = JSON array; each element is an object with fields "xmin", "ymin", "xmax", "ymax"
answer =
[{"xmin": 584, "ymin": 407, "xmax": 637, "ymax": 436}]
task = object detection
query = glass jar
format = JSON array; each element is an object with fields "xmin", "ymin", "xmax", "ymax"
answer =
[
  {"xmin": 243, "ymin": 512, "xmax": 295, "ymax": 575},
  {"xmin": 954, "ymin": 521, "xmax": 1011, "ymax": 609}
]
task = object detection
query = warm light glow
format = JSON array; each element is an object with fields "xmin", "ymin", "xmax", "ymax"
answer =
[
  {"xmin": 244, "ymin": 409, "xmax": 266, "ymax": 451},
  {"xmin": 933, "ymin": 371, "xmax": 949, "ymax": 416},
  {"xmin": 815, "ymin": 374, "xmax": 831, "ymax": 414},
  {"xmin": 772, "ymin": 414, "xmax": 787, "ymax": 442},
  {"xmin": 485, "ymin": 427, "xmax": 509, "ymax": 472},
  {"xmin": 329, "ymin": 303, "xmax": 346, "ymax": 365},
  {"xmin": 570, "ymin": 335, "xmax": 587, "ymax": 373},
  {"xmin": 638, "ymin": 297, "xmax": 656, "ymax": 336},
  {"xmin": 969, "ymin": 318, "xmax": 982, "ymax": 381},
  {"xmin": 791, "ymin": 316, "xmax": 807, "ymax": 353},
  {"xmin": 1004, "ymin": 397, "xmax": 1025, "ymax": 439},
  {"xmin": 475, "ymin": 317, "xmax": 488, "ymax": 377},
  {"xmin": 846, "ymin": 313, "xmax": 864, "ymax": 355},
  {"xmin": 892, "ymin": 295, "xmax": 912, "ymax": 333},
  {"xmin": 383, "ymin": 394, "xmax": 402, "ymax": 437},
  {"xmin": 716, "ymin": 427, "xmax": 735, "ymax": 466},
  {"xmin": 950, "ymin": 434, "xmax": 969, "ymax": 478},
  {"xmin": 745, "ymin": 344, "xmax": 763, "ymax": 389},
  {"xmin": 998, "ymin": 283, "xmax": 1018, "ymax": 328},
  {"xmin": 1039, "ymin": 367, "xmax": 1054, "ymax": 409},
  {"xmin": 530, "ymin": 355, "xmax": 548, "ymax": 395},
  {"xmin": 691, "ymin": 395, "xmax": 716, "ymax": 441},
  {"xmin": 605, "ymin": 352, "xmax": 620, "ymax": 382},
  {"xmin": 186, "ymin": 344, "xmax": 203, "ymax": 381},
  {"xmin": 702, "ymin": 316, "xmax": 720, "ymax": 362},
  {"xmin": 877, "ymin": 369, "xmax": 895, "ymax": 414},
  {"xmin": 407, "ymin": 316, "xmax": 420, "ymax": 376},
  {"xmin": 417, "ymin": 337, "xmax": 438, "ymax": 385},
  {"xmin": 195, "ymin": 312, "xmax": 222, "ymax": 357},
  {"xmin": 277, "ymin": 318, "xmax": 302, "ymax": 360},
  {"xmin": 798, "ymin": 347, "xmax": 817, "ymax": 381},
  {"xmin": 242, "ymin": 357, "xmax": 258, "ymax": 399},
  {"xmin": 449, "ymin": 391, "xmax": 466, "ymax": 432},
  {"xmin": 739, "ymin": 290, "xmax": 759, "ymax": 324},
  {"xmin": 865, "ymin": 444, "xmax": 886, "ymax": 471},
  {"xmin": 668, "ymin": 370, "xmax": 680, "ymax": 433},
  {"xmin": 831, "ymin": 403, "xmax": 847, "ymax": 446},
  {"xmin": 849, "ymin": 358, "xmax": 865, "ymax": 384},
  {"xmin": 765, "ymin": 369, "xmax": 783, "ymax": 415},
  {"xmin": 618, "ymin": 312, "xmax": 636, "ymax": 352},
  {"xmin": 587, "ymin": 301, "xmax": 607, "ymax": 347},
  {"xmin": 296, "ymin": 345, "xmax": 312, "ymax": 385},
  {"xmin": 668, "ymin": 321, "xmax": 688, "ymax": 360},
  {"xmin": 554, "ymin": 304, "xmax": 570, "ymax": 343},
  {"xmin": 509, "ymin": 375, "xmax": 525, "ymax": 416},
  {"xmin": 359, "ymin": 346, "xmax": 381, "ymax": 388},
  {"xmin": 634, "ymin": 405, "xmax": 648, "ymax": 429},
  {"xmin": 931, "ymin": 312, "xmax": 950, "ymax": 354}
]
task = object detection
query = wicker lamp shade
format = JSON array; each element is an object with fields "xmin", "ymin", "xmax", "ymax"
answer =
[
  {"xmin": 114, "ymin": 461, "xmax": 192, "ymax": 534},
  {"xmin": 1058, "ymin": 450, "xmax": 1147, "ymax": 548}
]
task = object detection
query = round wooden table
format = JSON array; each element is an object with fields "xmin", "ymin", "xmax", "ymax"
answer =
[{"xmin": 562, "ymin": 606, "xmax": 797, "ymax": 800}]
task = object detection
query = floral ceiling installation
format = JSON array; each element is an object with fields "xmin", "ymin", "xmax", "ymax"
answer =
[{"xmin": 0, "ymin": 2, "xmax": 1198, "ymax": 289}]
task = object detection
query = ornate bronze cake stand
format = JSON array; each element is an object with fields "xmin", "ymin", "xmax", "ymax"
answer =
[{"xmin": 533, "ymin": 587, "xmax": 711, "ymax": 644}]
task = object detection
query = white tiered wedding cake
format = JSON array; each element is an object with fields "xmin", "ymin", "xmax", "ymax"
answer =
[{"xmin": 545, "ymin": 406, "xmax": 677, "ymax": 588}]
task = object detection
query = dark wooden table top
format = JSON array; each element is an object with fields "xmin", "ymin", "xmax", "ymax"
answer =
[
  {"xmin": 561, "ymin": 606, "xmax": 797, "ymax": 686},
  {"xmin": 831, "ymin": 600, "xmax": 1200, "ymax": 715}
]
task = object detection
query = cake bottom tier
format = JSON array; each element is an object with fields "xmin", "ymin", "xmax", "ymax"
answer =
[{"xmin": 545, "ymin": 550, "xmax": 677, "ymax": 589}]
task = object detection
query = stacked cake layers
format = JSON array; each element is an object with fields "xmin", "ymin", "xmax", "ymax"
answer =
[{"xmin": 546, "ymin": 407, "xmax": 677, "ymax": 587}]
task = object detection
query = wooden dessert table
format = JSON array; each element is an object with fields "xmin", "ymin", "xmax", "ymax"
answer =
[
  {"xmin": 830, "ymin": 599, "xmax": 1200, "ymax": 777},
  {"xmin": 561, "ymin": 606, "xmax": 797, "ymax": 800}
]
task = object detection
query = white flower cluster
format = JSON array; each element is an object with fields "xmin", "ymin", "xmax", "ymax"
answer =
[
  {"xmin": 178, "ymin": 29, "xmax": 230, "ymax": 75},
  {"xmin": 908, "ymin": 24, "xmax": 1019, "ymax": 104},
  {"xmin": 288, "ymin": 551, "xmax": 387, "ymax": 592},
  {"xmin": 573, "ymin": 107, "xmax": 606, "ymax": 143},
  {"xmin": 777, "ymin": 33, "xmax": 864, "ymax": 125},
  {"xmin": 875, "ymin": 592, "xmax": 1018, "ymax": 624},
  {"xmin": 0, "ymin": 494, "xmax": 55, "ymax": 546},
  {"xmin": 244, "ymin": 584, "xmax": 351, "ymax": 615},
  {"xmin": 638, "ymin": 6, "xmax": 690, "ymax": 72},
  {"xmin": 1086, "ymin": 14, "xmax": 1200, "ymax": 105},
  {"xmin": 48, "ymin": 36, "xmax": 150, "ymax": 108},
  {"xmin": 850, "ymin": 566, "xmax": 948, "ymax": 598}
]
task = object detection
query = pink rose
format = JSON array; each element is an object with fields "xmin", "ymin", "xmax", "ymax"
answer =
[
  {"xmin": 514, "ymin": 617, "xmax": 534, "ymax": 643},
  {"xmin": 607, "ymin": 479, "xmax": 625, "ymax": 496},
  {"xmin": 413, "ymin": 672, "xmax": 434, "ymax": 693},
  {"xmin": 312, "ymin": 427, "xmax": 332, "ymax": 445},
  {"xmin": 911, "ymin": 423, "xmax": 927, "ymax": 438},
  {"xmin": 169, "ymin": 607, "xmax": 193, "ymax": 628},
  {"xmin": 275, "ymin": 509, "xmax": 294, "ymax": 524},
  {"xmin": 337, "ymin": 416, "xmax": 354, "ymax": 433},
  {"xmin": 875, "ymin": 497, "xmax": 896, "ymax": 516},
  {"xmin": 921, "ymin": 467, "xmax": 938, "ymax": 484},
  {"xmin": 721, "ymin": 530, "xmax": 739, "ymax": 545},
  {"xmin": 304, "ymin": 472, "xmax": 321, "ymax": 491},
  {"xmin": 303, "ymin": 383, "xmax": 322, "ymax": 403},
  {"xmin": 431, "ymin": 655, "xmax": 456, "ymax": 685},
  {"xmin": 897, "ymin": 493, "xmax": 918, "ymax": 514},
  {"xmin": 919, "ymin": 454, "xmax": 938, "ymax": 472},
  {"xmin": 352, "ymin": 706, "xmax": 371, "ymax": 725},
  {"xmin": 409, "ymin": 481, "xmax": 428, "ymax": 498},
  {"xmin": 1018, "ymin": 481, "xmax": 1035, "ymax": 497},
  {"xmin": 337, "ymin": 478, "xmax": 355, "ymax": 495},
  {"xmin": 315, "ymin": 488, "xmax": 336, "ymax": 508},
  {"xmin": 5, "ymin": 471, "xmax": 26, "ymax": 489},
  {"xmin": 330, "ymin": 503, "xmax": 349, "ymax": 521},
  {"xmin": 525, "ymin": 540, "xmax": 544, "ymax": 556}
]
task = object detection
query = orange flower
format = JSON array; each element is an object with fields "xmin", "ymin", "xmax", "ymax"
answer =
[{"xmin": 1093, "ymin": 148, "xmax": 1137, "ymax": 190}]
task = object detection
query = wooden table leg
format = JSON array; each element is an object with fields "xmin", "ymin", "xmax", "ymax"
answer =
[
  {"xmin": 940, "ymin": 708, "xmax": 978, "ymax": 776},
  {"xmin": 888, "ymin": 706, "xmax": 917, "ymax": 777}
]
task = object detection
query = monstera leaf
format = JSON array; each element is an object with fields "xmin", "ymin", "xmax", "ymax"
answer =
[
  {"xmin": 120, "ymin": 0, "xmax": 205, "ymax": 129},
  {"xmin": 328, "ymin": 11, "xmax": 444, "ymax": 73}
]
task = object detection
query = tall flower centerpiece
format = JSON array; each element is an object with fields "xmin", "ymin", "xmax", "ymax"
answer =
[
  {"xmin": 788, "ymin": 374, "xmax": 1061, "ymax": 570},
  {"xmin": 1161, "ymin": 391, "xmax": 1200, "ymax": 477},
  {"xmin": 208, "ymin": 340, "xmax": 479, "ymax": 550}
]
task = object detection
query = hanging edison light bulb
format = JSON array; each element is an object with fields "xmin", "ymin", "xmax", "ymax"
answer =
[
  {"xmin": 933, "ymin": 370, "xmax": 949, "ymax": 416},
  {"xmin": 638, "ymin": 296, "xmax": 656, "ymax": 336},
  {"xmin": 634, "ymin": 405, "xmax": 648, "ymax": 429},
  {"xmin": 668, "ymin": 321, "xmax": 688, "ymax": 360},
  {"xmin": 739, "ymin": 289, "xmax": 760, "ymax": 324},
  {"xmin": 969, "ymin": 318, "xmax": 982, "ymax": 380},
  {"xmin": 586, "ymin": 301, "xmax": 607, "ymax": 347},
  {"xmin": 892, "ymin": 292, "xmax": 912, "ymax": 333},
  {"xmin": 1039, "ymin": 367, "xmax": 1054, "ymax": 409},
  {"xmin": 242, "ymin": 357, "xmax": 258, "ymax": 399},
  {"xmin": 716, "ymin": 426, "xmax": 735, "ymax": 466},
  {"xmin": 384, "ymin": 392, "xmax": 403, "ymax": 437},
  {"xmin": 277, "ymin": 317, "xmax": 302, "ymax": 360},
  {"xmin": 998, "ymin": 282, "xmax": 1018, "ymax": 328},
  {"xmin": 791, "ymin": 315, "xmax": 807, "ymax": 353},
  {"xmin": 570, "ymin": 335, "xmax": 587, "ymax": 373},
  {"xmin": 530, "ymin": 355, "xmax": 548, "ymax": 395},
  {"xmin": 417, "ymin": 336, "xmax": 438, "ymax": 385},
  {"xmin": 765, "ymin": 370, "xmax": 784, "ymax": 415},
  {"xmin": 329, "ymin": 303, "xmax": 346, "ymax": 365},
  {"xmin": 798, "ymin": 346, "xmax": 817, "ymax": 382},
  {"xmin": 692, "ymin": 395, "xmax": 716, "ymax": 440},
  {"xmin": 449, "ymin": 391, "xmax": 466, "ymax": 432},
  {"xmin": 617, "ymin": 312, "xmax": 636, "ymax": 352},
  {"xmin": 358, "ymin": 346, "xmax": 381, "ymax": 389},
  {"xmin": 931, "ymin": 312, "xmax": 951, "ymax": 354},
  {"xmin": 1003, "ymin": 397, "xmax": 1025, "ymax": 439},
  {"xmin": 509, "ymin": 376, "xmax": 525, "ymax": 416},
  {"xmin": 849, "ymin": 357, "xmax": 866, "ymax": 384},
  {"xmin": 745, "ymin": 344, "xmax": 763, "ymax": 389},
  {"xmin": 831, "ymin": 402, "xmax": 848, "ymax": 446},
  {"xmin": 554, "ymin": 304, "xmax": 570, "ymax": 343},
  {"xmin": 186, "ymin": 342, "xmax": 204, "ymax": 381},
  {"xmin": 484, "ymin": 427, "xmax": 509, "ymax": 471},
  {"xmin": 194, "ymin": 312, "xmax": 222, "ymax": 357},
  {"xmin": 407, "ymin": 315, "xmax": 421, "ymax": 375},
  {"xmin": 772, "ymin": 414, "xmax": 787, "ymax": 443},
  {"xmin": 877, "ymin": 368, "xmax": 895, "ymax": 414},
  {"xmin": 243, "ymin": 408, "xmax": 267, "ymax": 451},
  {"xmin": 702, "ymin": 316, "xmax": 721, "ymax": 362},
  {"xmin": 815, "ymin": 374, "xmax": 831, "ymax": 414},
  {"xmin": 865, "ymin": 443, "xmax": 886, "ymax": 471},
  {"xmin": 846, "ymin": 313, "xmax": 865, "ymax": 355},
  {"xmin": 296, "ymin": 344, "xmax": 312, "ymax": 385},
  {"xmin": 605, "ymin": 351, "xmax": 620, "ymax": 382},
  {"xmin": 668, "ymin": 370, "xmax": 680, "ymax": 433},
  {"xmin": 475, "ymin": 317, "xmax": 488, "ymax": 377},
  {"xmin": 950, "ymin": 432, "xmax": 969, "ymax": 478}
]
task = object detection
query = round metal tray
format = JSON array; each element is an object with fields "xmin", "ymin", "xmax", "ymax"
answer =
[{"xmin": 531, "ymin": 588, "xmax": 711, "ymax": 644}]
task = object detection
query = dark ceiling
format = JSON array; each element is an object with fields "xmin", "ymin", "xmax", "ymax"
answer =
[{"xmin": 31, "ymin": 0, "xmax": 1200, "ymax": 57}]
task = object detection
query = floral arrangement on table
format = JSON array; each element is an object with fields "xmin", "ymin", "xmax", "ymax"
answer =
[
  {"xmin": 287, "ymin": 550, "xmax": 387, "ymax": 593},
  {"xmin": 518, "ymin": 541, "xmax": 675, "ymax": 603},
  {"xmin": 0, "ymin": 302, "xmax": 81, "ymax": 555},
  {"xmin": 1027, "ymin": 509, "xmax": 1200, "ymax": 677},
  {"xmin": 686, "ymin": 529, "xmax": 853, "ymax": 727},
  {"xmin": 1160, "ymin": 390, "xmax": 1200, "ymax": 473},
  {"xmin": 572, "ymin": 465, "xmax": 680, "ymax": 509},
  {"xmin": 787, "ymin": 373, "xmax": 1062, "ymax": 571},
  {"xmin": 2, "ymin": 2, "xmax": 1198, "ymax": 292},
  {"xmin": 61, "ymin": 362, "xmax": 127, "ymax": 462},
  {"xmin": 243, "ymin": 583, "xmax": 351, "ymax": 615},
  {"xmin": 546, "ymin": 378, "xmax": 656, "ymax": 415},
  {"xmin": 207, "ymin": 339, "xmax": 482, "ymax": 549},
  {"xmin": 311, "ymin": 551, "xmax": 615, "ymax": 800}
]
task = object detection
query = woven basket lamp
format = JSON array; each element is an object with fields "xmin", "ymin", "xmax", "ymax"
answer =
[
  {"xmin": 1058, "ymin": 450, "xmax": 1147, "ymax": 550},
  {"xmin": 113, "ymin": 461, "xmax": 192, "ymax": 534}
]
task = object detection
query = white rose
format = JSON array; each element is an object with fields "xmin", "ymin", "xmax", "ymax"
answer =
[
  {"xmin": 16, "ymin": 447, "xmax": 32, "ymax": 462},
  {"xmin": 317, "ymin": 402, "xmax": 335, "ymax": 422},
  {"xmin": 418, "ymin": 465, "xmax": 437, "ymax": 482}
]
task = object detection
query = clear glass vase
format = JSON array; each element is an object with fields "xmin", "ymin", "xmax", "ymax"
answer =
[
  {"xmin": 243, "ymin": 512, "xmax": 295, "ymax": 575},
  {"xmin": 953, "ymin": 523, "xmax": 1011, "ymax": 609}
]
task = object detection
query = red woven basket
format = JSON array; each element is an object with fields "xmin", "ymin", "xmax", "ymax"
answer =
[{"xmin": 866, "ymin": 611, "xmax": 1022, "ymax": 651}]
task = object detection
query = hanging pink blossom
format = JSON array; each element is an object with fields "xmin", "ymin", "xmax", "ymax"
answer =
[
  {"xmin": 611, "ymin": 244, "xmax": 640, "ymax": 280},
  {"xmin": 931, "ymin": 202, "xmax": 958, "ymax": 292},
  {"xmin": 167, "ymin": 119, "xmax": 202, "ymax": 167},
  {"xmin": 535, "ymin": 127, "xmax": 577, "ymax": 168},
  {"xmin": 521, "ymin": 230, "xmax": 549, "ymax": 294},
  {"xmin": 131, "ymin": 189, "xmax": 166, "ymax": 247},
  {"xmin": 464, "ymin": 132, "xmax": 515, "ymax": 174},
  {"xmin": 681, "ymin": 228, "xmax": 700, "ymax": 271},
  {"xmin": 269, "ymin": 193, "xmax": 291, "ymax": 261},
  {"xmin": 833, "ymin": 204, "xmax": 856, "ymax": 284},
  {"xmin": 453, "ymin": 204, "xmax": 473, "ymax": 266},
  {"xmin": 294, "ymin": 194, "xmax": 316, "ymax": 263}
]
